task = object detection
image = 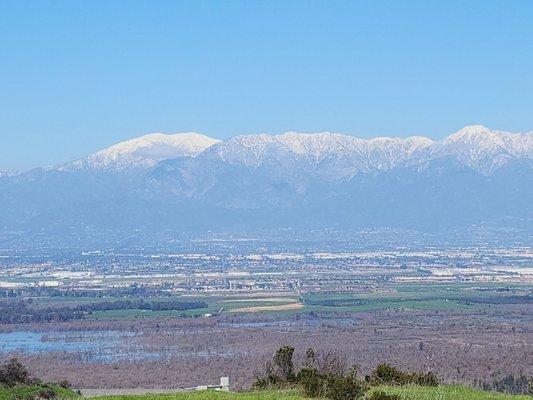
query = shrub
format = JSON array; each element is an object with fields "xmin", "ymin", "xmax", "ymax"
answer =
[
  {"xmin": 366, "ymin": 364, "xmax": 407, "ymax": 385},
  {"xmin": 256, "ymin": 347, "xmax": 438, "ymax": 398},
  {"xmin": 252, "ymin": 361, "xmax": 283, "ymax": 389},
  {"xmin": 365, "ymin": 391, "xmax": 401, "ymax": 400},
  {"xmin": 27, "ymin": 389, "xmax": 57, "ymax": 400},
  {"xmin": 412, "ymin": 371, "xmax": 439, "ymax": 387},
  {"xmin": 298, "ymin": 365, "xmax": 368, "ymax": 400},
  {"xmin": 253, "ymin": 346, "xmax": 296, "ymax": 389},
  {"xmin": 481, "ymin": 374, "xmax": 533, "ymax": 395},
  {"xmin": 0, "ymin": 358, "xmax": 31, "ymax": 387},
  {"xmin": 274, "ymin": 346, "xmax": 296, "ymax": 382},
  {"xmin": 297, "ymin": 367, "xmax": 323, "ymax": 397},
  {"xmin": 322, "ymin": 369, "xmax": 368, "ymax": 400},
  {"xmin": 57, "ymin": 379, "xmax": 71, "ymax": 389},
  {"xmin": 366, "ymin": 363, "xmax": 438, "ymax": 387}
]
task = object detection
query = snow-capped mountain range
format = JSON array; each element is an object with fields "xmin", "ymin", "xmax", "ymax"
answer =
[
  {"xmin": 56, "ymin": 124, "xmax": 532, "ymax": 176},
  {"xmin": 1, "ymin": 125, "xmax": 532, "ymax": 235}
]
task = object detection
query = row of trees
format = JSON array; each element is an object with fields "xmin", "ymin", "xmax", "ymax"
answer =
[
  {"xmin": 0, "ymin": 286, "xmax": 170, "ymax": 299},
  {"xmin": 0, "ymin": 298, "xmax": 208, "ymax": 323},
  {"xmin": 254, "ymin": 346, "xmax": 438, "ymax": 400}
]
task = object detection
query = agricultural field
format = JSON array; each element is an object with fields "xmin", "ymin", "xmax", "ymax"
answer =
[{"xmin": 80, "ymin": 283, "xmax": 531, "ymax": 318}]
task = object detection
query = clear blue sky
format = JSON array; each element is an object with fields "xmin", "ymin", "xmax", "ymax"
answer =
[{"xmin": 1, "ymin": 0, "xmax": 533, "ymax": 170}]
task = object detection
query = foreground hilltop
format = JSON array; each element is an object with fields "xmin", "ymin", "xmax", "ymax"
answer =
[
  {"xmin": 1, "ymin": 385, "xmax": 530, "ymax": 400},
  {"xmin": 1, "ymin": 125, "xmax": 532, "ymax": 236}
]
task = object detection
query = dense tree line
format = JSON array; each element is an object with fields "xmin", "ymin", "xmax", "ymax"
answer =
[
  {"xmin": 0, "ymin": 298, "xmax": 208, "ymax": 323},
  {"xmin": 0, "ymin": 286, "xmax": 170, "ymax": 299},
  {"xmin": 74, "ymin": 299, "xmax": 207, "ymax": 313}
]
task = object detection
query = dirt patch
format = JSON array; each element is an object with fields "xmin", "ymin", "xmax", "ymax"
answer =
[
  {"xmin": 225, "ymin": 297, "xmax": 297, "ymax": 303},
  {"xmin": 232, "ymin": 302, "xmax": 304, "ymax": 312}
]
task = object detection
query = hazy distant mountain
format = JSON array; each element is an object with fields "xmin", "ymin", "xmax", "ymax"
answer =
[{"xmin": 1, "ymin": 125, "xmax": 531, "ymax": 235}]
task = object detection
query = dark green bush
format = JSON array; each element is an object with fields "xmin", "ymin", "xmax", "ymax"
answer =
[
  {"xmin": 0, "ymin": 358, "xmax": 31, "ymax": 387},
  {"xmin": 256, "ymin": 347, "xmax": 439, "ymax": 398},
  {"xmin": 297, "ymin": 365, "xmax": 368, "ymax": 400},
  {"xmin": 322, "ymin": 372, "xmax": 368, "ymax": 400},
  {"xmin": 297, "ymin": 367, "xmax": 323, "ymax": 397},
  {"xmin": 274, "ymin": 346, "xmax": 296, "ymax": 382},
  {"xmin": 412, "ymin": 371, "xmax": 439, "ymax": 386},
  {"xmin": 366, "ymin": 364, "xmax": 407, "ymax": 385},
  {"xmin": 252, "ymin": 362, "xmax": 284, "ymax": 390},
  {"xmin": 366, "ymin": 363, "xmax": 438, "ymax": 387},
  {"xmin": 253, "ymin": 346, "xmax": 296, "ymax": 389},
  {"xmin": 365, "ymin": 391, "xmax": 401, "ymax": 400},
  {"xmin": 27, "ymin": 389, "xmax": 57, "ymax": 400}
]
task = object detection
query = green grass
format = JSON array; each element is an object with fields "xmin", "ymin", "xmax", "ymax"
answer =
[
  {"xmin": 91, "ymin": 390, "xmax": 300, "ymax": 400},
  {"xmin": 1, "ymin": 385, "xmax": 530, "ymax": 400},
  {"xmin": 91, "ymin": 386, "xmax": 532, "ymax": 400},
  {"xmin": 369, "ymin": 384, "xmax": 533, "ymax": 399},
  {"xmin": 0, "ymin": 384, "xmax": 79, "ymax": 400}
]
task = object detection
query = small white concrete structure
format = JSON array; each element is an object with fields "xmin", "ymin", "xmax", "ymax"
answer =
[
  {"xmin": 220, "ymin": 377, "xmax": 230, "ymax": 391},
  {"xmin": 195, "ymin": 377, "xmax": 229, "ymax": 392}
]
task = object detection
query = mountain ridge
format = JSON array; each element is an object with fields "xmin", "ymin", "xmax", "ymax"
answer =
[
  {"xmin": 0, "ymin": 125, "xmax": 531, "ymax": 235},
  {"xmin": 56, "ymin": 125, "xmax": 533, "ymax": 175}
]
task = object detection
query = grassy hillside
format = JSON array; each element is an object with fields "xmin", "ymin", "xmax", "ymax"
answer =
[
  {"xmin": 91, "ymin": 386, "xmax": 531, "ymax": 400},
  {"xmin": 368, "ymin": 385, "xmax": 532, "ymax": 399},
  {"xmin": 91, "ymin": 390, "xmax": 298, "ymax": 400},
  {"xmin": 1, "ymin": 385, "xmax": 531, "ymax": 400},
  {"xmin": 0, "ymin": 384, "xmax": 78, "ymax": 400}
]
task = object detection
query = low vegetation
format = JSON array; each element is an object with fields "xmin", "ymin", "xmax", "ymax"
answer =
[
  {"xmin": 253, "ymin": 347, "xmax": 440, "ymax": 400},
  {"xmin": 0, "ymin": 359, "xmax": 77, "ymax": 400},
  {"xmin": 0, "ymin": 384, "xmax": 78, "ymax": 400}
]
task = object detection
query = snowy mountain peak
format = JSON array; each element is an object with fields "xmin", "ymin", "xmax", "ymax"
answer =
[
  {"xmin": 453, "ymin": 124, "xmax": 491, "ymax": 134},
  {"xmin": 444, "ymin": 125, "xmax": 501, "ymax": 144},
  {"xmin": 435, "ymin": 125, "xmax": 533, "ymax": 174},
  {"xmin": 443, "ymin": 125, "xmax": 532, "ymax": 154},
  {"xmin": 64, "ymin": 132, "xmax": 220, "ymax": 170}
]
